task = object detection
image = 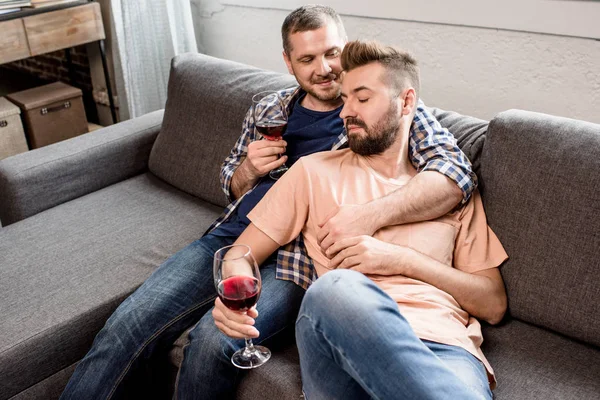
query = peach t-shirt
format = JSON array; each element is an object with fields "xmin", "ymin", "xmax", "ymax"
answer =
[{"xmin": 248, "ymin": 149, "xmax": 508, "ymax": 385}]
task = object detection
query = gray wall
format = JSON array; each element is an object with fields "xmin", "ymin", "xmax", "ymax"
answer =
[{"xmin": 190, "ymin": 0, "xmax": 600, "ymax": 124}]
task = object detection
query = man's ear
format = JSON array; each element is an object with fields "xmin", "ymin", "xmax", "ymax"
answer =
[
  {"xmin": 283, "ymin": 51, "xmax": 294, "ymax": 75},
  {"xmin": 401, "ymin": 88, "xmax": 417, "ymax": 116}
]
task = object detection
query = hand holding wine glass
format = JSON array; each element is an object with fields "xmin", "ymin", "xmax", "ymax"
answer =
[
  {"xmin": 213, "ymin": 244, "xmax": 271, "ymax": 369},
  {"xmin": 244, "ymin": 139, "xmax": 288, "ymax": 179},
  {"xmin": 252, "ymin": 91, "xmax": 289, "ymax": 180}
]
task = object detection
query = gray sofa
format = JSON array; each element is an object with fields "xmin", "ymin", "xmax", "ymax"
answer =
[{"xmin": 1, "ymin": 53, "xmax": 599, "ymax": 400}]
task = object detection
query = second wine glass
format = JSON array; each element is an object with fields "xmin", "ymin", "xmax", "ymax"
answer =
[
  {"xmin": 214, "ymin": 244, "xmax": 271, "ymax": 369},
  {"xmin": 252, "ymin": 90, "xmax": 288, "ymax": 180}
]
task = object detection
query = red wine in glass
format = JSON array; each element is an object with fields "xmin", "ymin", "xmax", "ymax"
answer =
[
  {"xmin": 255, "ymin": 120, "xmax": 287, "ymax": 141},
  {"xmin": 252, "ymin": 91, "xmax": 289, "ymax": 179},
  {"xmin": 217, "ymin": 275, "xmax": 260, "ymax": 311},
  {"xmin": 214, "ymin": 244, "xmax": 271, "ymax": 369}
]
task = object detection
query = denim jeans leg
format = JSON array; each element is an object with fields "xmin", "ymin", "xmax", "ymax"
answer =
[
  {"xmin": 425, "ymin": 340, "xmax": 492, "ymax": 400},
  {"xmin": 295, "ymin": 269, "xmax": 489, "ymax": 400},
  {"xmin": 175, "ymin": 261, "xmax": 306, "ymax": 400},
  {"xmin": 60, "ymin": 233, "xmax": 237, "ymax": 400}
]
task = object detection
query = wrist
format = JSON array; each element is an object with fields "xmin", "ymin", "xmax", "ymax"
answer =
[
  {"xmin": 238, "ymin": 159, "xmax": 260, "ymax": 185},
  {"xmin": 232, "ymin": 160, "xmax": 258, "ymax": 199},
  {"xmin": 395, "ymin": 246, "xmax": 416, "ymax": 277}
]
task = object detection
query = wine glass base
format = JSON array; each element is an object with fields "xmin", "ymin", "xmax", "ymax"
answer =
[
  {"xmin": 231, "ymin": 345, "xmax": 271, "ymax": 369},
  {"xmin": 269, "ymin": 166, "xmax": 288, "ymax": 180}
]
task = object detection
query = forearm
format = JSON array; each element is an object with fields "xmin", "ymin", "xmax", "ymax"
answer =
[
  {"xmin": 410, "ymin": 100, "xmax": 477, "ymax": 204},
  {"xmin": 234, "ymin": 223, "xmax": 280, "ymax": 266},
  {"xmin": 395, "ymin": 248, "xmax": 506, "ymax": 324},
  {"xmin": 230, "ymin": 158, "xmax": 260, "ymax": 200},
  {"xmin": 367, "ymin": 171, "xmax": 463, "ymax": 230}
]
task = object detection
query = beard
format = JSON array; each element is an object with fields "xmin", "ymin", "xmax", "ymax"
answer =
[
  {"xmin": 301, "ymin": 73, "xmax": 342, "ymax": 102},
  {"xmin": 346, "ymin": 100, "xmax": 401, "ymax": 156}
]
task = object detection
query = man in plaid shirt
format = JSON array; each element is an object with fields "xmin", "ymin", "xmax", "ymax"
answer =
[{"xmin": 61, "ymin": 5, "xmax": 477, "ymax": 399}]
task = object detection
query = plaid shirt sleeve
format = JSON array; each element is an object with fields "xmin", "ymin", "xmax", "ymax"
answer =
[
  {"xmin": 219, "ymin": 105, "xmax": 257, "ymax": 203},
  {"xmin": 409, "ymin": 100, "xmax": 477, "ymax": 203},
  {"xmin": 219, "ymin": 88, "xmax": 298, "ymax": 203}
]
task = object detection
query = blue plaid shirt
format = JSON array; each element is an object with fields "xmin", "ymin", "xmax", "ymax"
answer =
[{"xmin": 208, "ymin": 86, "xmax": 477, "ymax": 290}]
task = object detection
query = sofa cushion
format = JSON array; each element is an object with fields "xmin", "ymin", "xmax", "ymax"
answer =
[
  {"xmin": 0, "ymin": 173, "xmax": 221, "ymax": 398},
  {"xmin": 237, "ymin": 343, "xmax": 302, "ymax": 400},
  {"xmin": 167, "ymin": 318, "xmax": 303, "ymax": 400},
  {"xmin": 9, "ymin": 363, "xmax": 77, "ymax": 400},
  {"xmin": 482, "ymin": 320, "xmax": 600, "ymax": 399},
  {"xmin": 238, "ymin": 320, "xmax": 600, "ymax": 400},
  {"xmin": 480, "ymin": 110, "xmax": 600, "ymax": 347},
  {"xmin": 149, "ymin": 53, "xmax": 297, "ymax": 208}
]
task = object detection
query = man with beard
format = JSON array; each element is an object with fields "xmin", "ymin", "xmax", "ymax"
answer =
[
  {"xmin": 61, "ymin": 6, "xmax": 478, "ymax": 400},
  {"xmin": 214, "ymin": 40, "xmax": 508, "ymax": 399}
]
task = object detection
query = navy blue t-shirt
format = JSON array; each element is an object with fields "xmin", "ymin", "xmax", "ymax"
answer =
[{"xmin": 211, "ymin": 95, "xmax": 344, "ymax": 238}]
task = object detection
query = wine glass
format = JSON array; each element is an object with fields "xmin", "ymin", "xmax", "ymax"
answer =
[
  {"xmin": 214, "ymin": 244, "xmax": 271, "ymax": 369},
  {"xmin": 252, "ymin": 90, "xmax": 288, "ymax": 180}
]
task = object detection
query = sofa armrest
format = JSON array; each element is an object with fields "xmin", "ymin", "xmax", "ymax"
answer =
[{"xmin": 0, "ymin": 110, "xmax": 164, "ymax": 226}]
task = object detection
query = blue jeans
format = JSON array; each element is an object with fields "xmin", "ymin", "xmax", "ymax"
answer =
[
  {"xmin": 295, "ymin": 269, "xmax": 492, "ymax": 400},
  {"xmin": 60, "ymin": 233, "xmax": 305, "ymax": 399}
]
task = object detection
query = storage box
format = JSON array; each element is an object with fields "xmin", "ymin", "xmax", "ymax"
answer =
[
  {"xmin": 7, "ymin": 82, "xmax": 88, "ymax": 149},
  {"xmin": 0, "ymin": 97, "xmax": 29, "ymax": 160}
]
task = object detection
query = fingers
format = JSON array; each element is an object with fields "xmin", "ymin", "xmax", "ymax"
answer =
[
  {"xmin": 255, "ymin": 144, "xmax": 286, "ymax": 158},
  {"xmin": 327, "ymin": 236, "xmax": 361, "ymax": 258},
  {"xmin": 263, "ymin": 155, "xmax": 288, "ymax": 172},
  {"xmin": 316, "ymin": 228, "xmax": 329, "ymax": 249},
  {"xmin": 320, "ymin": 234, "xmax": 335, "ymax": 255},
  {"xmin": 329, "ymin": 254, "xmax": 360, "ymax": 270},
  {"xmin": 247, "ymin": 140, "xmax": 288, "ymax": 177},
  {"xmin": 212, "ymin": 298, "xmax": 259, "ymax": 339},
  {"xmin": 247, "ymin": 306, "xmax": 259, "ymax": 318},
  {"xmin": 317, "ymin": 210, "xmax": 339, "ymax": 248},
  {"xmin": 252, "ymin": 139, "xmax": 287, "ymax": 151},
  {"xmin": 328, "ymin": 246, "xmax": 358, "ymax": 270}
]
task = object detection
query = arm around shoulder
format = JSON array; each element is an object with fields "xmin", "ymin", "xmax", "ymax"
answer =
[{"xmin": 410, "ymin": 100, "xmax": 477, "ymax": 204}]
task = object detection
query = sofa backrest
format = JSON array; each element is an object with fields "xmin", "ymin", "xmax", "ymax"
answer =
[
  {"xmin": 149, "ymin": 53, "xmax": 296, "ymax": 208},
  {"xmin": 480, "ymin": 109, "xmax": 600, "ymax": 347},
  {"xmin": 149, "ymin": 53, "xmax": 489, "ymax": 210}
]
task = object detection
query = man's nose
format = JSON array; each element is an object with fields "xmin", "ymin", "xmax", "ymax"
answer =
[
  {"xmin": 317, "ymin": 57, "xmax": 332, "ymax": 76},
  {"xmin": 340, "ymin": 102, "xmax": 353, "ymax": 119}
]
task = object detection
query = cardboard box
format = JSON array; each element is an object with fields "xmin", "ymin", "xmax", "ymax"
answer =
[
  {"xmin": 7, "ymin": 82, "xmax": 88, "ymax": 149},
  {"xmin": 0, "ymin": 97, "xmax": 29, "ymax": 160}
]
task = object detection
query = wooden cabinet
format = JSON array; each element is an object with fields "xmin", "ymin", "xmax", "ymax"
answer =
[
  {"xmin": 24, "ymin": 3, "xmax": 104, "ymax": 56},
  {"xmin": 0, "ymin": 2, "xmax": 116, "ymax": 124},
  {"xmin": 0, "ymin": 19, "xmax": 30, "ymax": 65},
  {"xmin": 0, "ymin": 2, "xmax": 104, "ymax": 63}
]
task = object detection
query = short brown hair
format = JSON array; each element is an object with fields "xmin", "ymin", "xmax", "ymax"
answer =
[
  {"xmin": 341, "ymin": 40, "xmax": 420, "ymax": 99},
  {"xmin": 281, "ymin": 5, "xmax": 346, "ymax": 55}
]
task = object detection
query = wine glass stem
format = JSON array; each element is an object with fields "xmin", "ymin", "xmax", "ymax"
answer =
[{"xmin": 244, "ymin": 338, "xmax": 256, "ymax": 353}]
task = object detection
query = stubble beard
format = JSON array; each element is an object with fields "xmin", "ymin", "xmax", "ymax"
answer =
[
  {"xmin": 347, "ymin": 100, "xmax": 401, "ymax": 156},
  {"xmin": 301, "ymin": 73, "xmax": 342, "ymax": 103},
  {"xmin": 306, "ymin": 84, "xmax": 342, "ymax": 102}
]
